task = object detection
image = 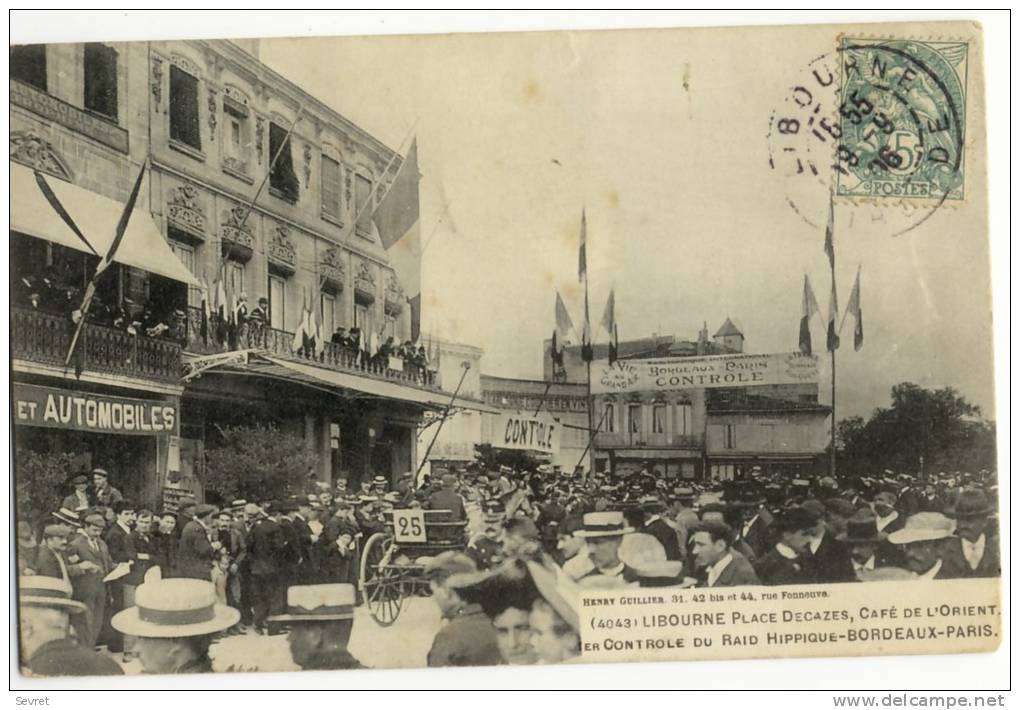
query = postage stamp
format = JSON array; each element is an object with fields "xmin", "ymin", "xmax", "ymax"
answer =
[{"xmin": 835, "ymin": 38, "xmax": 969, "ymax": 202}]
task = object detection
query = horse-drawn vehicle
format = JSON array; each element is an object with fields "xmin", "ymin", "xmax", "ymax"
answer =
[{"xmin": 358, "ymin": 508, "xmax": 467, "ymax": 626}]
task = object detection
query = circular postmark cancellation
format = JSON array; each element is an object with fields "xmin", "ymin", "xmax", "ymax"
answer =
[{"xmin": 766, "ymin": 37, "xmax": 969, "ymax": 236}]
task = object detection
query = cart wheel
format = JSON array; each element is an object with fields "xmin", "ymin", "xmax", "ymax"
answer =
[{"xmin": 359, "ymin": 532, "xmax": 404, "ymax": 626}]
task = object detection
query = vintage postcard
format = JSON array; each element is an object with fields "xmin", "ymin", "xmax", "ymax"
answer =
[{"xmin": 10, "ymin": 17, "xmax": 1002, "ymax": 682}]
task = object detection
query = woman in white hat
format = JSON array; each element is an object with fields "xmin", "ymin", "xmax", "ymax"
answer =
[{"xmin": 111, "ymin": 578, "xmax": 239, "ymax": 674}]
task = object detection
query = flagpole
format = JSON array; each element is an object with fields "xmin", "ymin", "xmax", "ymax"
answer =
[
  {"xmin": 416, "ymin": 361, "xmax": 470, "ymax": 477},
  {"xmin": 583, "ymin": 231, "xmax": 595, "ymax": 482}
]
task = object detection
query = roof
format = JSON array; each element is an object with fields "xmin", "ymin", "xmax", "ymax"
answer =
[
  {"xmin": 706, "ymin": 390, "xmax": 830, "ymax": 415},
  {"xmin": 714, "ymin": 317, "xmax": 744, "ymax": 338}
]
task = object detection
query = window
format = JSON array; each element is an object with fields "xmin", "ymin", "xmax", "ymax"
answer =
[
  {"xmin": 321, "ymin": 293, "xmax": 336, "ymax": 334},
  {"xmin": 169, "ymin": 65, "xmax": 201, "ymax": 150},
  {"xmin": 676, "ymin": 403, "xmax": 693, "ymax": 436},
  {"xmin": 602, "ymin": 403, "xmax": 615, "ymax": 433},
  {"xmin": 269, "ymin": 122, "xmax": 299, "ymax": 202},
  {"xmin": 723, "ymin": 424, "xmax": 737, "ymax": 449},
  {"xmin": 321, "ymin": 155, "xmax": 342, "ymax": 221},
  {"xmin": 628, "ymin": 404, "xmax": 642, "ymax": 435},
  {"xmin": 711, "ymin": 464, "xmax": 735, "ymax": 482},
  {"xmin": 269, "ymin": 275, "xmax": 286, "ymax": 330},
  {"xmin": 11, "ymin": 45, "xmax": 47, "ymax": 91},
  {"xmin": 354, "ymin": 173, "xmax": 373, "ymax": 236},
  {"xmin": 83, "ymin": 43, "xmax": 118, "ymax": 121},
  {"xmin": 354, "ymin": 303, "xmax": 368, "ymax": 329},
  {"xmin": 222, "ymin": 97, "xmax": 250, "ymax": 171},
  {"xmin": 168, "ymin": 241, "xmax": 201, "ymax": 307},
  {"xmin": 652, "ymin": 404, "xmax": 667, "ymax": 434},
  {"xmin": 680, "ymin": 462, "xmax": 696, "ymax": 480}
]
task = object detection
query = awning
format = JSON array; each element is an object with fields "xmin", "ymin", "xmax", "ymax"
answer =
[
  {"xmin": 10, "ymin": 162, "xmax": 200, "ymax": 286},
  {"xmin": 185, "ymin": 350, "xmax": 498, "ymax": 414}
]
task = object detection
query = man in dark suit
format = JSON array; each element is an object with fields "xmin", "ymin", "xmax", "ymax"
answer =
[
  {"xmin": 940, "ymin": 488, "xmax": 1000, "ymax": 579},
  {"xmin": 102, "ymin": 500, "xmax": 137, "ymax": 653},
  {"xmin": 275, "ymin": 502, "xmax": 302, "ymax": 615},
  {"xmin": 641, "ymin": 497, "xmax": 682, "ymax": 562},
  {"xmin": 66, "ymin": 512, "xmax": 114, "ymax": 647},
  {"xmin": 152, "ymin": 511, "xmax": 179, "ymax": 577},
  {"xmin": 427, "ymin": 473, "xmax": 467, "ymax": 522},
  {"xmin": 247, "ymin": 505, "xmax": 283, "ymax": 633},
  {"xmin": 754, "ymin": 506, "xmax": 816, "ymax": 586},
  {"xmin": 292, "ymin": 501, "xmax": 316, "ymax": 584},
  {"xmin": 801, "ymin": 500, "xmax": 855, "ymax": 584},
  {"xmin": 689, "ymin": 520, "xmax": 759, "ymax": 587},
  {"xmin": 176, "ymin": 504, "xmax": 222, "ymax": 581},
  {"xmin": 34, "ymin": 525, "xmax": 73, "ymax": 582},
  {"xmin": 726, "ymin": 483, "xmax": 773, "ymax": 562}
]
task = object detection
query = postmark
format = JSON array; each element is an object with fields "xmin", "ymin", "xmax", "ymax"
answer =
[{"xmin": 766, "ymin": 37, "xmax": 969, "ymax": 236}]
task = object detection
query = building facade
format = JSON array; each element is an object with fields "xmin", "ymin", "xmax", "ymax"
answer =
[{"xmin": 11, "ymin": 38, "xmax": 456, "ymax": 511}]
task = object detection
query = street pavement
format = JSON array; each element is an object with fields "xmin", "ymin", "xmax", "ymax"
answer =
[{"xmin": 118, "ymin": 596, "xmax": 443, "ymax": 674}]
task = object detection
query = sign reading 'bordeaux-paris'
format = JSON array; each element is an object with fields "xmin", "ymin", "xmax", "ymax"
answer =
[{"xmin": 591, "ymin": 352, "xmax": 820, "ymax": 394}]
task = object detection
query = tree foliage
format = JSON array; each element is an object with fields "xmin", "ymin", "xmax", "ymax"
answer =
[
  {"xmin": 15, "ymin": 450, "xmax": 78, "ymax": 524},
  {"xmin": 204, "ymin": 424, "xmax": 319, "ymax": 505},
  {"xmin": 836, "ymin": 382, "xmax": 997, "ymax": 476},
  {"xmin": 473, "ymin": 443, "xmax": 545, "ymax": 472}
]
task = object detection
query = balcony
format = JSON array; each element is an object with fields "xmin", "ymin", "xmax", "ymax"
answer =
[
  {"xmin": 595, "ymin": 431, "xmax": 704, "ymax": 450},
  {"xmin": 184, "ymin": 307, "xmax": 439, "ymax": 391},
  {"xmin": 11, "ymin": 307, "xmax": 182, "ymax": 385}
]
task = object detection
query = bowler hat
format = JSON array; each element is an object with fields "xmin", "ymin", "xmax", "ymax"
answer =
[
  {"xmin": 946, "ymin": 488, "xmax": 993, "ymax": 520},
  {"xmin": 112, "ymin": 579, "xmax": 239, "ymax": 637},
  {"xmin": 268, "ymin": 584, "xmax": 355, "ymax": 623},
  {"xmin": 836, "ymin": 510, "xmax": 887, "ymax": 544}
]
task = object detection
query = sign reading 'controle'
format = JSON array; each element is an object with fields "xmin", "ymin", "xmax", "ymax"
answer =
[
  {"xmin": 13, "ymin": 383, "xmax": 177, "ymax": 435},
  {"xmin": 495, "ymin": 412, "xmax": 560, "ymax": 455}
]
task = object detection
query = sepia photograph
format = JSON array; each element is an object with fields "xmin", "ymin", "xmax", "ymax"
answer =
[{"xmin": 8, "ymin": 10, "xmax": 1008, "ymax": 697}]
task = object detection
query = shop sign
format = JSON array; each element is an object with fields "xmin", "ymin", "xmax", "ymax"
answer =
[
  {"xmin": 12, "ymin": 383, "xmax": 177, "ymax": 435},
  {"xmin": 494, "ymin": 412, "xmax": 561, "ymax": 455}
]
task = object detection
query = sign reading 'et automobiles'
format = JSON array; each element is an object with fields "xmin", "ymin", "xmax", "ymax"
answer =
[
  {"xmin": 12, "ymin": 383, "xmax": 177, "ymax": 435},
  {"xmin": 591, "ymin": 352, "xmax": 820, "ymax": 394}
]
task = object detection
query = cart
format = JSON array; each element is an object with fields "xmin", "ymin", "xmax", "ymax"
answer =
[{"xmin": 358, "ymin": 508, "xmax": 467, "ymax": 626}]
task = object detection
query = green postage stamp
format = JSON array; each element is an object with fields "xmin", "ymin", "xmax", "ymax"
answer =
[{"xmin": 836, "ymin": 38, "xmax": 969, "ymax": 201}]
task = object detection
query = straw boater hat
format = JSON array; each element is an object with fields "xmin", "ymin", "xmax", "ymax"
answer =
[
  {"xmin": 111, "ymin": 579, "xmax": 239, "ymax": 638},
  {"xmin": 836, "ymin": 510, "xmax": 888, "ymax": 544},
  {"xmin": 52, "ymin": 508, "xmax": 82, "ymax": 528},
  {"xmin": 887, "ymin": 512, "xmax": 956, "ymax": 546},
  {"xmin": 572, "ymin": 511, "xmax": 634, "ymax": 538},
  {"xmin": 19, "ymin": 576, "xmax": 87, "ymax": 614},
  {"xmin": 268, "ymin": 584, "xmax": 355, "ymax": 623}
]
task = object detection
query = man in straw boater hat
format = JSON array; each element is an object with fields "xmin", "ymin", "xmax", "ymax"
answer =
[
  {"xmin": 885, "ymin": 512, "xmax": 957, "ymax": 580},
  {"xmin": 568, "ymin": 511, "xmax": 640, "ymax": 588},
  {"xmin": 268, "ymin": 583, "xmax": 366, "ymax": 670},
  {"xmin": 111, "ymin": 578, "xmax": 239, "ymax": 674},
  {"xmin": 18, "ymin": 575, "xmax": 123, "ymax": 677},
  {"xmin": 941, "ymin": 487, "xmax": 1000, "ymax": 579}
]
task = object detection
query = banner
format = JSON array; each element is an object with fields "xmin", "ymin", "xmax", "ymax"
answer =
[
  {"xmin": 591, "ymin": 352, "xmax": 820, "ymax": 394},
  {"xmin": 494, "ymin": 412, "xmax": 561, "ymax": 455},
  {"xmin": 12, "ymin": 383, "xmax": 177, "ymax": 435}
]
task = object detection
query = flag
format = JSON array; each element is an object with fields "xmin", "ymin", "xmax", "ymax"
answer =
[
  {"xmin": 799, "ymin": 274, "xmax": 820, "ymax": 355},
  {"xmin": 578, "ymin": 209, "xmax": 587, "ymax": 283},
  {"xmin": 291, "ymin": 290, "xmax": 309, "ymax": 352},
  {"xmin": 64, "ymin": 159, "xmax": 147, "ymax": 369},
  {"xmin": 600, "ymin": 290, "xmax": 619, "ymax": 364},
  {"xmin": 373, "ymin": 138, "xmax": 422, "ymax": 341},
  {"xmin": 609, "ymin": 324, "xmax": 619, "ymax": 365},
  {"xmin": 555, "ymin": 292, "xmax": 575, "ymax": 343},
  {"xmin": 199, "ymin": 275, "xmax": 210, "ymax": 345},
  {"xmin": 843, "ymin": 267, "xmax": 863, "ymax": 351},
  {"xmin": 826, "ymin": 280, "xmax": 840, "ymax": 352},
  {"xmin": 823, "ymin": 191, "xmax": 835, "ymax": 271},
  {"xmin": 313, "ymin": 298, "xmax": 326, "ymax": 357},
  {"xmin": 551, "ymin": 330, "xmax": 563, "ymax": 367}
]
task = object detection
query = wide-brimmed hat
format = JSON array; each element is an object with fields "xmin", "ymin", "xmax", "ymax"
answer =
[
  {"xmin": 946, "ymin": 488, "xmax": 993, "ymax": 520},
  {"xmin": 887, "ymin": 512, "xmax": 956, "ymax": 545},
  {"xmin": 19, "ymin": 576, "xmax": 87, "ymax": 614},
  {"xmin": 573, "ymin": 511, "xmax": 634, "ymax": 538},
  {"xmin": 629, "ymin": 560, "xmax": 687, "ymax": 588},
  {"xmin": 111, "ymin": 579, "xmax": 239, "ymax": 638},
  {"xmin": 268, "ymin": 584, "xmax": 355, "ymax": 623},
  {"xmin": 836, "ymin": 510, "xmax": 887, "ymax": 544},
  {"xmin": 52, "ymin": 508, "xmax": 82, "ymax": 528},
  {"xmin": 526, "ymin": 560, "xmax": 579, "ymax": 632}
]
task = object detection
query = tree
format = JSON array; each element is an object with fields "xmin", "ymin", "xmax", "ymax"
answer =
[
  {"xmin": 836, "ymin": 382, "xmax": 997, "ymax": 477},
  {"xmin": 204, "ymin": 424, "xmax": 319, "ymax": 505},
  {"xmin": 472, "ymin": 443, "xmax": 545, "ymax": 473},
  {"xmin": 15, "ymin": 450, "xmax": 78, "ymax": 525}
]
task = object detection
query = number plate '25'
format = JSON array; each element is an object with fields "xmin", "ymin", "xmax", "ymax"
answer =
[{"xmin": 393, "ymin": 509, "xmax": 427, "ymax": 543}]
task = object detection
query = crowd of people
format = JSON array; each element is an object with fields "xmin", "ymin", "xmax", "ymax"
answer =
[{"xmin": 17, "ymin": 461, "xmax": 1000, "ymax": 676}]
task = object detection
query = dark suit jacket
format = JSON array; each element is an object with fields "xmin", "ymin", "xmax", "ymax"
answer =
[
  {"xmin": 644, "ymin": 517, "xmax": 682, "ymax": 561},
  {"xmin": 940, "ymin": 533, "xmax": 1000, "ymax": 579},
  {"xmin": 278, "ymin": 519, "xmax": 301, "ymax": 573},
  {"xmin": 711, "ymin": 550, "xmax": 760, "ymax": 587},
  {"xmin": 34, "ymin": 545, "xmax": 70, "ymax": 581},
  {"xmin": 754, "ymin": 547, "xmax": 810, "ymax": 586},
  {"xmin": 125, "ymin": 531, "xmax": 158, "ymax": 585},
  {"xmin": 104, "ymin": 523, "xmax": 136, "ymax": 565},
  {"xmin": 26, "ymin": 638, "xmax": 124, "ymax": 677},
  {"xmin": 247, "ymin": 518, "xmax": 282, "ymax": 576},
  {"xmin": 738, "ymin": 515, "xmax": 773, "ymax": 561},
  {"xmin": 66, "ymin": 535, "xmax": 113, "ymax": 598},
  {"xmin": 177, "ymin": 520, "xmax": 216, "ymax": 580},
  {"xmin": 427, "ymin": 488, "xmax": 467, "ymax": 522},
  {"xmin": 805, "ymin": 532, "xmax": 856, "ymax": 584}
]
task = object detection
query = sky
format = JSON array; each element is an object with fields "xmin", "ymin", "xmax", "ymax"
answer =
[{"xmin": 257, "ymin": 22, "xmax": 995, "ymax": 421}]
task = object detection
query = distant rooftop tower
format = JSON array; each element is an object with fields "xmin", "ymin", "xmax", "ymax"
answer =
[
  {"xmin": 713, "ymin": 317, "xmax": 744, "ymax": 353},
  {"xmin": 697, "ymin": 321, "xmax": 709, "ymax": 355}
]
